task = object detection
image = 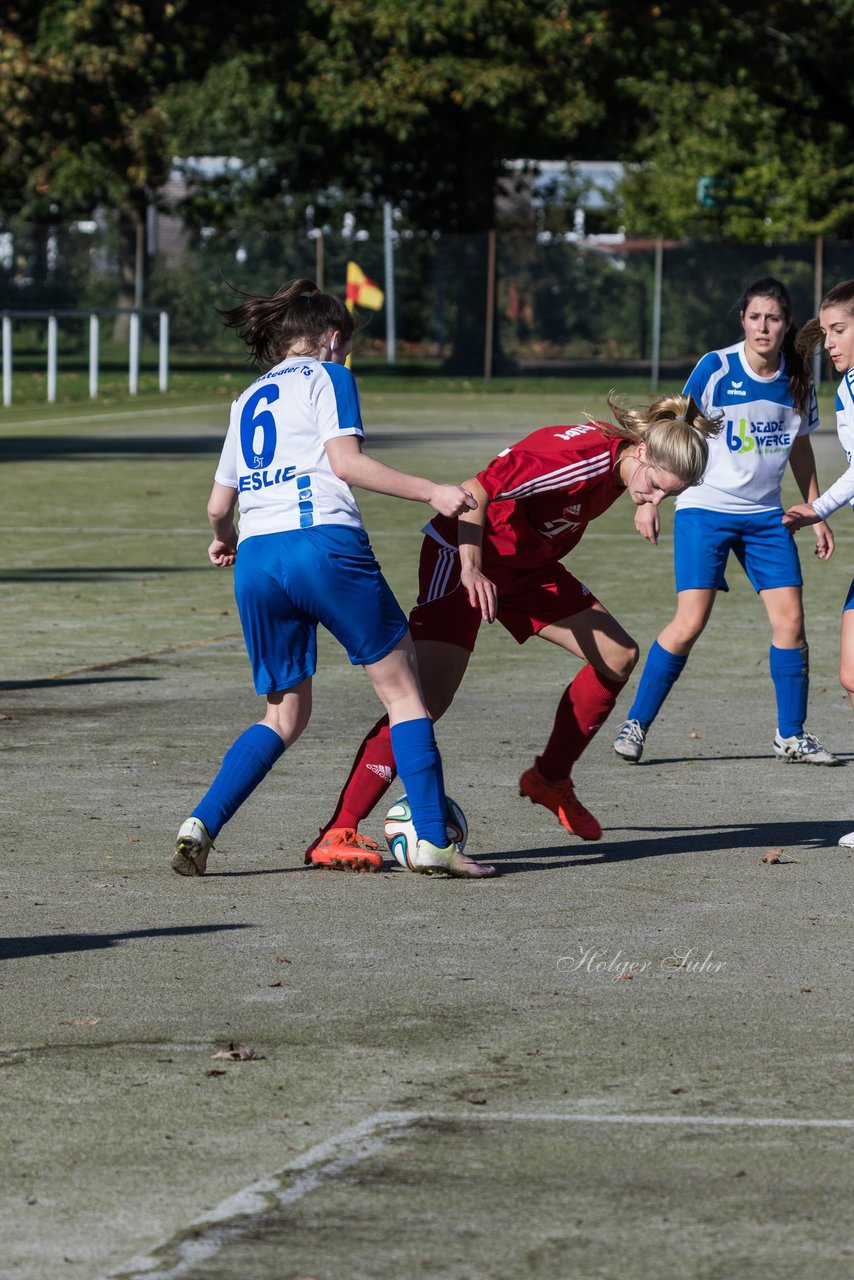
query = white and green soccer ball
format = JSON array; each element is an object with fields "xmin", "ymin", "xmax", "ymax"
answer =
[{"xmin": 383, "ymin": 795, "xmax": 468, "ymax": 869}]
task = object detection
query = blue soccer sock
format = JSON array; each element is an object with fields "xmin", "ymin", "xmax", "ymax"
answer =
[
  {"xmin": 627, "ymin": 639, "xmax": 689, "ymax": 728},
  {"xmin": 389, "ymin": 717, "xmax": 447, "ymax": 847},
  {"xmin": 770, "ymin": 644, "xmax": 808, "ymax": 738},
  {"xmin": 192, "ymin": 723, "xmax": 285, "ymax": 840}
]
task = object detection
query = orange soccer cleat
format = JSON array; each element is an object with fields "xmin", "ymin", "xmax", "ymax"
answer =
[
  {"xmin": 519, "ymin": 763, "xmax": 602, "ymax": 841},
  {"xmin": 305, "ymin": 827, "xmax": 384, "ymax": 872}
]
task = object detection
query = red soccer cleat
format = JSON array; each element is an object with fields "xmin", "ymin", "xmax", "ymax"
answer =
[
  {"xmin": 519, "ymin": 764, "xmax": 602, "ymax": 841},
  {"xmin": 305, "ymin": 827, "xmax": 384, "ymax": 872}
]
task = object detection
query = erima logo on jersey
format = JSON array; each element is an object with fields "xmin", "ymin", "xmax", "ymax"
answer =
[{"xmin": 727, "ymin": 381, "xmax": 748, "ymax": 397}]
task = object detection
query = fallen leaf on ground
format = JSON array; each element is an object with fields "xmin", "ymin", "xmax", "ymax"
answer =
[
  {"xmin": 205, "ymin": 1069, "xmax": 227, "ymax": 1077},
  {"xmin": 688, "ymin": 729, "xmax": 700, "ymax": 739},
  {"xmin": 800, "ymin": 987, "xmax": 812, "ymax": 993},
  {"xmin": 762, "ymin": 848, "xmax": 783, "ymax": 864},
  {"xmin": 211, "ymin": 1043, "xmax": 260, "ymax": 1061},
  {"xmin": 60, "ymin": 1018, "xmax": 100, "ymax": 1026},
  {"xmin": 275, "ymin": 956, "xmax": 291, "ymax": 964}
]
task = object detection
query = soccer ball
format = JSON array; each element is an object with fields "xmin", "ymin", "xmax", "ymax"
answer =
[{"xmin": 384, "ymin": 795, "xmax": 468, "ymax": 870}]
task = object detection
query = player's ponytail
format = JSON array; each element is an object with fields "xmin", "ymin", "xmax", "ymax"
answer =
[
  {"xmin": 219, "ymin": 278, "xmax": 354, "ymax": 368},
  {"xmin": 604, "ymin": 391, "xmax": 721, "ymax": 488}
]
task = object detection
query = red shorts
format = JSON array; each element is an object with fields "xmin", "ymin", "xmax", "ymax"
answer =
[{"xmin": 408, "ymin": 534, "xmax": 600, "ymax": 652}]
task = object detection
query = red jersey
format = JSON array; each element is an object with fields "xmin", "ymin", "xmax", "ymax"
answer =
[{"xmin": 429, "ymin": 424, "xmax": 625, "ymax": 591}]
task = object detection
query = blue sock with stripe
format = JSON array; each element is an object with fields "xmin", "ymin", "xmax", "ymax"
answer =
[
  {"xmin": 770, "ymin": 645, "xmax": 808, "ymax": 738},
  {"xmin": 627, "ymin": 639, "xmax": 688, "ymax": 728},
  {"xmin": 192, "ymin": 724, "xmax": 285, "ymax": 840},
  {"xmin": 389, "ymin": 717, "xmax": 448, "ymax": 847}
]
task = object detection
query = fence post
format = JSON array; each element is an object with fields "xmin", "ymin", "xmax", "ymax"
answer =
[
  {"xmin": 47, "ymin": 313, "xmax": 58, "ymax": 403},
  {"xmin": 129, "ymin": 310, "xmax": 140, "ymax": 395},
  {"xmin": 315, "ymin": 231, "xmax": 324, "ymax": 292},
  {"xmin": 89, "ymin": 313, "xmax": 99, "ymax": 399},
  {"xmin": 2, "ymin": 314, "xmax": 11, "ymax": 406},
  {"xmin": 650, "ymin": 237, "xmax": 663, "ymax": 392},
  {"xmin": 484, "ymin": 228, "xmax": 496, "ymax": 384},
  {"xmin": 383, "ymin": 201, "xmax": 396, "ymax": 365},
  {"xmin": 158, "ymin": 311, "xmax": 169, "ymax": 392},
  {"xmin": 813, "ymin": 235, "xmax": 824, "ymax": 389}
]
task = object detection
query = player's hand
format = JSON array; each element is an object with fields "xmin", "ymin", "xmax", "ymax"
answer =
[
  {"xmin": 208, "ymin": 538, "xmax": 237, "ymax": 567},
  {"xmin": 634, "ymin": 502, "xmax": 660, "ymax": 545},
  {"xmin": 813, "ymin": 520, "xmax": 834, "ymax": 560},
  {"xmin": 460, "ymin": 564, "xmax": 497, "ymax": 623},
  {"xmin": 782, "ymin": 503, "xmax": 821, "ymax": 530},
  {"xmin": 429, "ymin": 484, "xmax": 478, "ymax": 518}
]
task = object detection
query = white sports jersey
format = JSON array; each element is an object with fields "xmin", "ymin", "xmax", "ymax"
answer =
[
  {"xmin": 676, "ymin": 340, "xmax": 819, "ymax": 514},
  {"xmin": 812, "ymin": 369, "xmax": 854, "ymax": 520},
  {"xmin": 215, "ymin": 357, "xmax": 365, "ymax": 542}
]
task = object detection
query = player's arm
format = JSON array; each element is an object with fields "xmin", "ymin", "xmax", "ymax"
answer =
[
  {"xmin": 324, "ymin": 435, "xmax": 476, "ymax": 517},
  {"xmin": 207, "ymin": 481, "xmax": 239, "ymax": 567},
  {"xmin": 634, "ymin": 502, "xmax": 660, "ymax": 545},
  {"xmin": 787, "ymin": 435, "xmax": 834, "ymax": 560},
  {"xmin": 457, "ymin": 477, "xmax": 497, "ymax": 622}
]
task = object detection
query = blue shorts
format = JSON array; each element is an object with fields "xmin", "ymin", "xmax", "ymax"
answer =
[
  {"xmin": 673, "ymin": 507, "xmax": 802, "ymax": 594},
  {"xmin": 844, "ymin": 579, "xmax": 854, "ymax": 613},
  {"xmin": 234, "ymin": 526, "xmax": 409, "ymax": 694}
]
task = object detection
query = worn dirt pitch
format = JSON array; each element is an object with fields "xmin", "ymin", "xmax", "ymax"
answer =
[{"xmin": 1, "ymin": 390, "xmax": 853, "ymax": 1279}]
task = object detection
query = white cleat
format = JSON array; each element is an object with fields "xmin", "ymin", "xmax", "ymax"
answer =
[
  {"xmin": 613, "ymin": 718, "xmax": 647, "ymax": 763},
  {"xmin": 411, "ymin": 839, "xmax": 495, "ymax": 878},
  {"xmin": 772, "ymin": 731, "xmax": 839, "ymax": 766},
  {"xmin": 172, "ymin": 817, "xmax": 212, "ymax": 876},
  {"xmin": 838, "ymin": 830, "xmax": 854, "ymax": 848}
]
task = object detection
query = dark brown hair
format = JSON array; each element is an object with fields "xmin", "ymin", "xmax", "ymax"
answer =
[
  {"xmin": 736, "ymin": 277, "xmax": 811, "ymax": 417},
  {"xmin": 795, "ymin": 279, "xmax": 854, "ymax": 371},
  {"xmin": 219, "ymin": 278, "xmax": 354, "ymax": 368}
]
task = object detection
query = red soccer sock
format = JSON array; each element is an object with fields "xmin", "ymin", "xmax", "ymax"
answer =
[
  {"xmin": 537, "ymin": 665, "xmax": 627, "ymax": 780},
  {"xmin": 325, "ymin": 716, "xmax": 397, "ymax": 831}
]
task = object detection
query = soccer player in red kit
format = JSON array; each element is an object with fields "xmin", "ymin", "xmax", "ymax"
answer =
[{"xmin": 306, "ymin": 392, "xmax": 721, "ymax": 870}]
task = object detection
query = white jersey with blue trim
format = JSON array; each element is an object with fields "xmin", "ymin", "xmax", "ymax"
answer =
[
  {"xmin": 675, "ymin": 340, "xmax": 819, "ymax": 514},
  {"xmin": 812, "ymin": 369, "xmax": 854, "ymax": 520},
  {"xmin": 215, "ymin": 356, "xmax": 365, "ymax": 542}
]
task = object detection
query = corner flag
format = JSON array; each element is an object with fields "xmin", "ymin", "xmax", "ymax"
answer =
[{"xmin": 346, "ymin": 261, "xmax": 384, "ymax": 311}]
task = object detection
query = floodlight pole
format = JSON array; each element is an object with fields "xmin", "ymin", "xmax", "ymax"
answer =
[
  {"xmin": 813, "ymin": 236, "xmax": 824, "ymax": 389},
  {"xmin": 650, "ymin": 237, "xmax": 663, "ymax": 391},
  {"xmin": 2, "ymin": 314, "xmax": 11, "ymax": 406},
  {"xmin": 89, "ymin": 313, "xmax": 99, "ymax": 399},
  {"xmin": 47, "ymin": 313, "xmax": 57, "ymax": 403},
  {"xmin": 383, "ymin": 202, "xmax": 396, "ymax": 365}
]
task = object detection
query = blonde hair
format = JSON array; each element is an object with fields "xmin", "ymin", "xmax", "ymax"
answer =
[{"xmin": 602, "ymin": 391, "xmax": 721, "ymax": 488}]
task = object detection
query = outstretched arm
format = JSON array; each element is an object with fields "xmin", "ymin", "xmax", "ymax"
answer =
[
  {"xmin": 787, "ymin": 435, "xmax": 834, "ymax": 559},
  {"xmin": 324, "ymin": 434, "xmax": 476, "ymax": 517}
]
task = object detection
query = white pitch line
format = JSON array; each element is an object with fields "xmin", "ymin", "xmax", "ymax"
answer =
[
  {"xmin": 106, "ymin": 1106, "xmax": 853, "ymax": 1279},
  {"xmin": 106, "ymin": 1111, "xmax": 419, "ymax": 1280},
  {"xmin": 6, "ymin": 403, "xmax": 222, "ymax": 429}
]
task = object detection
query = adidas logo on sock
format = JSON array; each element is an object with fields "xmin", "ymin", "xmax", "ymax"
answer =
[{"xmin": 366, "ymin": 764, "xmax": 393, "ymax": 781}]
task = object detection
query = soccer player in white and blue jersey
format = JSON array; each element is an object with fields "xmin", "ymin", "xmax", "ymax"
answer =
[
  {"xmin": 784, "ymin": 279, "xmax": 854, "ymax": 844},
  {"xmin": 613, "ymin": 277, "xmax": 838, "ymax": 766},
  {"xmin": 170, "ymin": 278, "xmax": 494, "ymax": 879}
]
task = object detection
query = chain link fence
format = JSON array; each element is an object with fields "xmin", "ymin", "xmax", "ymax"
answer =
[{"xmin": 3, "ymin": 215, "xmax": 854, "ymax": 378}]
